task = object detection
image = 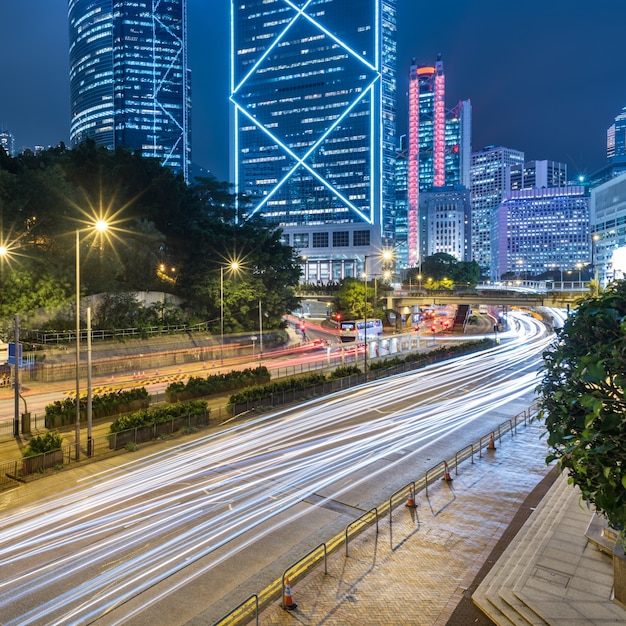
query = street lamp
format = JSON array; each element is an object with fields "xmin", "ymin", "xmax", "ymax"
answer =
[
  {"xmin": 592, "ymin": 234, "xmax": 600, "ymax": 293},
  {"xmin": 220, "ymin": 261, "xmax": 240, "ymax": 364},
  {"xmin": 363, "ymin": 256, "xmax": 368, "ymax": 374},
  {"xmin": 576, "ymin": 262, "xmax": 583, "ymax": 284},
  {"xmin": 76, "ymin": 220, "xmax": 108, "ymax": 459}
]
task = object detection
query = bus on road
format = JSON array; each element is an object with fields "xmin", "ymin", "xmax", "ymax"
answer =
[{"xmin": 339, "ymin": 319, "xmax": 383, "ymax": 343}]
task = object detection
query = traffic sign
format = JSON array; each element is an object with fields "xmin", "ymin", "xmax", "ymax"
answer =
[{"xmin": 8, "ymin": 342, "xmax": 22, "ymax": 366}]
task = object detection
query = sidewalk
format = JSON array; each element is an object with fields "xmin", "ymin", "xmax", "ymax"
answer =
[{"xmin": 246, "ymin": 419, "xmax": 623, "ymax": 626}]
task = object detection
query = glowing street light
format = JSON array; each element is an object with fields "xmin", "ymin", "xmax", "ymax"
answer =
[
  {"xmin": 75, "ymin": 220, "xmax": 109, "ymax": 459},
  {"xmin": 220, "ymin": 261, "xmax": 240, "ymax": 364}
]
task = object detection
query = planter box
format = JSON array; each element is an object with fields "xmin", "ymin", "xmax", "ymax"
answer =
[{"xmin": 22, "ymin": 449, "xmax": 64, "ymax": 475}]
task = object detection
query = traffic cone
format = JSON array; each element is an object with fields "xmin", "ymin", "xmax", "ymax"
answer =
[
  {"xmin": 405, "ymin": 486, "xmax": 417, "ymax": 508},
  {"xmin": 487, "ymin": 433, "xmax": 497, "ymax": 451},
  {"xmin": 283, "ymin": 577, "xmax": 297, "ymax": 610},
  {"xmin": 443, "ymin": 461, "xmax": 453, "ymax": 482}
]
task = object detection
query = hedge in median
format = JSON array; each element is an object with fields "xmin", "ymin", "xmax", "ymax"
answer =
[
  {"xmin": 165, "ymin": 366, "xmax": 271, "ymax": 402},
  {"xmin": 45, "ymin": 388, "xmax": 151, "ymax": 428},
  {"xmin": 228, "ymin": 373, "xmax": 327, "ymax": 408},
  {"xmin": 108, "ymin": 400, "xmax": 208, "ymax": 433}
]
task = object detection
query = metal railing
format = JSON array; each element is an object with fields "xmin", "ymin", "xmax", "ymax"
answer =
[
  {"xmin": 0, "ymin": 409, "xmax": 210, "ymax": 490},
  {"xmin": 213, "ymin": 402, "xmax": 538, "ymax": 625}
]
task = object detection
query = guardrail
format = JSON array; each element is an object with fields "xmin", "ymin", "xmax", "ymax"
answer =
[
  {"xmin": 213, "ymin": 402, "xmax": 538, "ymax": 625},
  {"xmin": 0, "ymin": 408, "xmax": 210, "ymax": 490}
]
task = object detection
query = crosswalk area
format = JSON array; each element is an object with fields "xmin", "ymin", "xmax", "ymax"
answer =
[{"xmin": 64, "ymin": 372, "xmax": 189, "ymax": 397}]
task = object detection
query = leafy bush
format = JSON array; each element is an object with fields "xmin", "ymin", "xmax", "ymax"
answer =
[
  {"xmin": 228, "ymin": 373, "xmax": 326, "ymax": 406},
  {"xmin": 165, "ymin": 366, "xmax": 271, "ymax": 402},
  {"xmin": 23, "ymin": 431, "xmax": 63, "ymax": 458},
  {"xmin": 45, "ymin": 388, "xmax": 150, "ymax": 427},
  {"xmin": 329, "ymin": 365, "xmax": 362, "ymax": 379},
  {"xmin": 109, "ymin": 400, "xmax": 208, "ymax": 433}
]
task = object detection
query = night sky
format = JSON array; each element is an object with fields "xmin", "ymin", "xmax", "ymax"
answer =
[{"xmin": 1, "ymin": 1, "xmax": 625, "ymax": 182}]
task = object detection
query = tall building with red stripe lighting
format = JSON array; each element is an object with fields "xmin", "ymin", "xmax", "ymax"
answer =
[{"xmin": 405, "ymin": 54, "xmax": 470, "ymax": 268}]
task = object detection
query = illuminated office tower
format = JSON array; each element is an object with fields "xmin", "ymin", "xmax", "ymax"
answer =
[
  {"xmin": 510, "ymin": 160, "xmax": 567, "ymax": 190},
  {"xmin": 68, "ymin": 0, "xmax": 190, "ymax": 180},
  {"xmin": 231, "ymin": 0, "xmax": 397, "ymax": 283},
  {"xmin": 406, "ymin": 55, "xmax": 470, "ymax": 268},
  {"xmin": 470, "ymin": 145, "xmax": 524, "ymax": 278},
  {"xmin": 419, "ymin": 187, "xmax": 471, "ymax": 262},
  {"xmin": 494, "ymin": 186, "xmax": 589, "ymax": 280},
  {"xmin": 393, "ymin": 137, "xmax": 409, "ymax": 269},
  {"xmin": 0, "ymin": 129, "xmax": 15, "ymax": 156}
]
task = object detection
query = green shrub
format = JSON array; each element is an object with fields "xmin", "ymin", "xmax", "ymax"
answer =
[
  {"xmin": 165, "ymin": 366, "xmax": 271, "ymax": 402},
  {"xmin": 45, "ymin": 388, "xmax": 150, "ymax": 427},
  {"xmin": 23, "ymin": 430, "xmax": 63, "ymax": 458},
  {"xmin": 228, "ymin": 373, "xmax": 327, "ymax": 407},
  {"xmin": 329, "ymin": 365, "xmax": 362, "ymax": 379},
  {"xmin": 109, "ymin": 400, "xmax": 208, "ymax": 433}
]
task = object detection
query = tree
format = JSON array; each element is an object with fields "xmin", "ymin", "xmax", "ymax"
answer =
[
  {"xmin": 0, "ymin": 143, "xmax": 302, "ymax": 331},
  {"xmin": 538, "ymin": 279, "xmax": 626, "ymax": 539},
  {"xmin": 333, "ymin": 278, "xmax": 371, "ymax": 320},
  {"xmin": 408, "ymin": 253, "xmax": 480, "ymax": 286}
]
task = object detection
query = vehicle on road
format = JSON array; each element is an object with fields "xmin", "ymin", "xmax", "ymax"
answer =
[{"xmin": 339, "ymin": 319, "xmax": 383, "ymax": 343}]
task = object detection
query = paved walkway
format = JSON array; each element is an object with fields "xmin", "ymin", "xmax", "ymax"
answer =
[{"xmin": 251, "ymin": 420, "xmax": 624, "ymax": 626}]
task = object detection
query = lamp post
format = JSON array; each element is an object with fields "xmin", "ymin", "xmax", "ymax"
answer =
[
  {"xmin": 76, "ymin": 220, "xmax": 108, "ymax": 460},
  {"xmin": 363, "ymin": 256, "xmax": 368, "ymax": 375},
  {"xmin": 220, "ymin": 266, "xmax": 225, "ymax": 364},
  {"xmin": 220, "ymin": 261, "xmax": 240, "ymax": 365},
  {"xmin": 258, "ymin": 299, "xmax": 263, "ymax": 356},
  {"xmin": 592, "ymin": 234, "xmax": 600, "ymax": 293}
]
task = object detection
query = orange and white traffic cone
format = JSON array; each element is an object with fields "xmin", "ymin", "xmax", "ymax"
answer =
[
  {"xmin": 283, "ymin": 577, "xmax": 297, "ymax": 610},
  {"xmin": 406, "ymin": 486, "xmax": 417, "ymax": 508},
  {"xmin": 487, "ymin": 433, "xmax": 497, "ymax": 451},
  {"xmin": 443, "ymin": 461, "xmax": 453, "ymax": 482}
]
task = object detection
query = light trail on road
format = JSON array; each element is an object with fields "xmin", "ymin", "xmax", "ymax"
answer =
[{"xmin": 0, "ymin": 312, "xmax": 553, "ymax": 625}]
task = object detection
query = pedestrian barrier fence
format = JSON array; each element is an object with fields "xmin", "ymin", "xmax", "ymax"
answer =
[
  {"xmin": 0, "ymin": 409, "xmax": 210, "ymax": 489},
  {"xmin": 345, "ymin": 508, "xmax": 380, "ymax": 557},
  {"xmin": 212, "ymin": 401, "xmax": 540, "ymax": 626}
]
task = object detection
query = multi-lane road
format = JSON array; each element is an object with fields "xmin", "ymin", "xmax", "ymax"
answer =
[{"xmin": 0, "ymin": 311, "xmax": 557, "ymax": 625}]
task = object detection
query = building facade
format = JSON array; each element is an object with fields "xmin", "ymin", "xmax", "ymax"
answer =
[
  {"xmin": 419, "ymin": 187, "xmax": 471, "ymax": 262},
  {"xmin": 590, "ymin": 171, "xmax": 626, "ymax": 285},
  {"xmin": 510, "ymin": 160, "xmax": 567, "ymax": 191},
  {"xmin": 68, "ymin": 0, "xmax": 190, "ymax": 180},
  {"xmin": 493, "ymin": 186, "xmax": 589, "ymax": 281},
  {"xmin": 231, "ymin": 0, "xmax": 397, "ymax": 283},
  {"xmin": 470, "ymin": 145, "xmax": 524, "ymax": 278},
  {"xmin": 405, "ymin": 55, "xmax": 470, "ymax": 267},
  {"xmin": 0, "ymin": 129, "xmax": 15, "ymax": 156}
]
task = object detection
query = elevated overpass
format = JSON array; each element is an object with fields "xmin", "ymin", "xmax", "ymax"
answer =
[{"xmin": 296, "ymin": 281, "xmax": 590, "ymax": 316}]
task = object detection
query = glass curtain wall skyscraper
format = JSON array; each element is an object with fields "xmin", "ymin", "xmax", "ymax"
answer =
[
  {"xmin": 69, "ymin": 0, "xmax": 190, "ymax": 180},
  {"xmin": 231, "ymin": 0, "xmax": 397, "ymax": 283}
]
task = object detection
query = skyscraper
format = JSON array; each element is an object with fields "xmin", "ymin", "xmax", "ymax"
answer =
[
  {"xmin": 405, "ymin": 55, "xmax": 471, "ymax": 268},
  {"xmin": 510, "ymin": 160, "xmax": 568, "ymax": 191},
  {"xmin": 607, "ymin": 106, "xmax": 626, "ymax": 165},
  {"xmin": 470, "ymin": 145, "xmax": 524, "ymax": 278},
  {"xmin": 68, "ymin": 0, "xmax": 190, "ymax": 180},
  {"xmin": 0, "ymin": 128, "xmax": 15, "ymax": 157},
  {"xmin": 493, "ymin": 186, "xmax": 589, "ymax": 280},
  {"xmin": 231, "ymin": 0, "xmax": 397, "ymax": 283}
]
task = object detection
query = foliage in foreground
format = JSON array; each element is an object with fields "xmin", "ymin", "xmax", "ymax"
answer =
[{"xmin": 538, "ymin": 280, "xmax": 626, "ymax": 539}]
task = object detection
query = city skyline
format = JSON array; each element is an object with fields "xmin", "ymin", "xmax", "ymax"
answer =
[{"xmin": 1, "ymin": 1, "xmax": 625, "ymax": 182}]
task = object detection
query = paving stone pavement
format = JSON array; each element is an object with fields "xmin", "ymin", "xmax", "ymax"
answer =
[{"xmin": 255, "ymin": 420, "xmax": 554, "ymax": 626}]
